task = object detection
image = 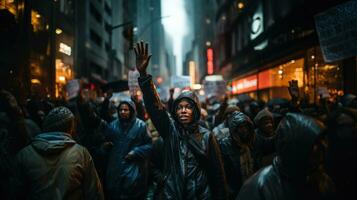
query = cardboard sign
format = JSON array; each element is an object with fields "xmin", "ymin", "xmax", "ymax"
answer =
[
  {"xmin": 66, "ymin": 79, "xmax": 80, "ymax": 100},
  {"xmin": 128, "ymin": 70, "xmax": 141, "ymax": 96},
  {"xmin": 315, "ymin": 0, "xmax": 357, "ymax": 62}
]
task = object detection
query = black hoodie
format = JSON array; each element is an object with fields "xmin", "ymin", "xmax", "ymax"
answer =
[{"xmin": 237, "ymin": 113, "xmax": 334, "ymax": 200}]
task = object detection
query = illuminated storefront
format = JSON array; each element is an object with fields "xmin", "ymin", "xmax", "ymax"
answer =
[{"xmin": 231, "ymin": 48, "xmax": 344, "ymax": 103}]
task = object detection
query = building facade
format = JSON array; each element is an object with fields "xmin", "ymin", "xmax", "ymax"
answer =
[{"xmin": 214, "ymin": 0, "xmax": 357, "ymax": 103}]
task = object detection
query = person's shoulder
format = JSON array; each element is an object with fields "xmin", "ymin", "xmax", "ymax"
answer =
[{"xmin": 237, "ymin": 165, "xmax": 277, "ymax": 199}]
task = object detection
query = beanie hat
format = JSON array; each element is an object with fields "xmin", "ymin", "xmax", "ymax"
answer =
[{"xmin": 42, "ymin": 106, "xmax": 75, "ymax": 132}]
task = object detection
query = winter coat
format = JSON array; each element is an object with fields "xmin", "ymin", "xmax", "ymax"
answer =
[
  {"xmin": 237, "ymin": 113, "xmax": 334, "ymax": 200},
  {"xmin": 16, "ymin": 132, "xmax": 104, "ymax": 200},
  {"xmin": 219, "ymin": 111, "xmax": 273, "ymax": 199},
  {"xmin": 139, "ymin": 75, "xmax": 228, "ymax": 200},
  {"xmin": 102, "ymin": 99, "xmax": 152, "ymax": 199}
]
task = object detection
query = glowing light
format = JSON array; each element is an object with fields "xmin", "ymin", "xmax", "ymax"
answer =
[
  {"xmin": 59, "ymin": 76, "xmax": 66, "ymax": 82},
  {"xmin": 189, "ymin": 61, "xmax": 196, "ymax": 86},
  {"xmin": 237, "ymin": 2, "xmax": 244, "ymax": 9},
  {"xmin": 207, "ymin": 48, "xmax": 214, "ymax": 75},
  {"xmin": 59, "ymin": 43, "xmax": 72, "ymax": 56},
  {"xmin": 31, "ymin": 79, "xmax": 41, "ymax": 84},
  {"xmin": 55, "ymin": 28, "xmax": 62, "ymax": 34}
]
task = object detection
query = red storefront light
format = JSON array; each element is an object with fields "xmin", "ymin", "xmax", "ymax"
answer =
[{"xmin": 207, "ymin": 48, "xmax": 214, "ymax": 75}]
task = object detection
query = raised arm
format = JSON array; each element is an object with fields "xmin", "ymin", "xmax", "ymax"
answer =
[{"xmin": 134, "ymin": 41, "xmax": 172, "ymax": 139}]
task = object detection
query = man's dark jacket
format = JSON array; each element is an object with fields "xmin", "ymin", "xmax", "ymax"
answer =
[{"xmin": 139, "ymin": 75, "xmax": 228, "ymax": 200}]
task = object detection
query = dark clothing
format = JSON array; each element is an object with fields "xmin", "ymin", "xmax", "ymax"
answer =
[
  {"xmin": 212, "ymin": 122, "xmax": 230, "ymax": 142},
  {"xmin": 219, "ymin": 133, "xmax": 274, "ymax": 199},
  {"xmin": 139, "ymin": 75, "xmax": 228, "ymax": 200},
  {"xmin": 16, "ymin": 132, "xmax": 104, "ymax": 200},
  {"xmin": 101, "ymin": 99, "xmax": 152, "ymax": 199},
  {"xmin": 237, "ymin": 113, "xmax": 334, "ymax": 200}
]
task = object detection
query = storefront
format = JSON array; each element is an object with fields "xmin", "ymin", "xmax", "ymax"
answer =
[{"xmin": 231, "ymin": 46, "xmax": 344, "ymax": 103}]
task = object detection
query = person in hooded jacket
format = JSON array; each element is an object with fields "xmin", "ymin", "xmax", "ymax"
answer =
[
  {"xmin": 254, "ymin": 108, "xmax": 276, "ymax": 166},
  {"xmin": 135, "ymin": 41, "xmax": 228, "ymax": 200},
  {"xmin": 219, "ymin": 111, "xmax": 274, "ymax": 199},
  {"xmin": 237, "ymin": 113, "xmax": 335, "ymax": 200},
  {"xmin": 77, "ymin": 89, "xmax": 153, "ymax": 199},
  {"xmin": 213, "ymin": 105, "xmax": 240, "ymax": 142},
  {"xmin": 16, "ymin": 106, "xmax": 104, "ymax": 200},
  {"xmin": 99, "ymin": 99, "xmax": 152, "ymax": 200}
]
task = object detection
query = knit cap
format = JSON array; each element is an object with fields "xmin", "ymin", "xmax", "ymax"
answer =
[{"xmin": 42, "ymin": 106, "xmax": 74, "ymax": 132}]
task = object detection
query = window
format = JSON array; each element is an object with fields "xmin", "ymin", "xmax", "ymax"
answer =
[
  {"xmin": 90, "ymin": 29, "xmax": 102, "ymax": 47},
  {"xmin": 90, "ymin": 3, "xmax": 102, "ymax": 23},
  {"xmin": 105, "ymin": 22, "xmax": 111, "ymax": 34},
  {"xmin": 104, "ymin": 2, "xmax": 112, "ymax": 16},
  {"xmin": 105, "ymin": 42, "xmax": 111, "ymax": 52}
]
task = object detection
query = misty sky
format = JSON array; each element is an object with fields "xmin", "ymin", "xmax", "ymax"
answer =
[{"xmin": 161, "ymin": 0, "xmax": 189, "ymax": 75}]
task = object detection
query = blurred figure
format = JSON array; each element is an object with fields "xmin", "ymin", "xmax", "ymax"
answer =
[
  {"xmin": 237, "ymin": 113, "xmax": 334, "ymax": 200},
  {"xmin": 254, "ymin": 108, "xmax": 276, "ymax": 167},
  {"xmin": 16, "ymin": 107, "xmax": 104, "ymax": 199},
  {"xmin": 219, "ymin": 111, "xmax": 274, "ymax": 199},
  {"xmin": 254, "ymin": 108, "xmax": 275, "ymax": 138},
  {"xmin": 325, "ymin": 108, "xmax": 357, "ymax": 199},
  {"xmin": 213, "ymin": 105, "xmax": 240, "ymax": 141},
  {"xmin": 199, "ymin": 108, "xmax": 211, "ymax": 129},
  {"xmin": 0, "ymin": 90, "xmax": 29, "ymax": 199}
]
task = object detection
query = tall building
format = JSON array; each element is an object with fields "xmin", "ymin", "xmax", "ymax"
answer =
[
  {"xmin": 214, "ymin": 0, "xmax": 357, "ymax": 102},
  {"xmin": 74, "ymin": 0, "xmax": 114, "ymax": 85},
  {"xmin": 183, "ymin": 0, "xmax": 218, "ymax": 83},
  {"xmin": 0, "ymin": 0, "xmax": 76, "ymax": 98}
]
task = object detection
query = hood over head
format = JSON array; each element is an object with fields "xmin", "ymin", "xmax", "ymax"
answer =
[
  {"xmin": 254, "ymin": 108, "xmax": 273, "ymax": 125},
  {"xmin": 118, "ymin": 99, "xmax": 137, "ymax": 119},
  {"xmin": 275, "ymin": 113, "xmax": 324, "ymax": 181},
  {"xmin": 227, "ymin": 111, "xmax": 254, "ymax": 130},
  {"xmin": 172, "ymin": 90, "xmax": 201, "ymax": 124},
  {"xmin": 31, "ymin": 132, "xmax": 76, "ymax": 155}
]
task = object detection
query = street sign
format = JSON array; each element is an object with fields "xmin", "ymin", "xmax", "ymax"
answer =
[{"xmin": 315, "ymin": 0, "xmax": 357, "ymax": 62}]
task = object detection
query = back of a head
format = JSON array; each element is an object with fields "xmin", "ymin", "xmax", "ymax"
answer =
[
  {"xmin": 275, "ymin": 113, "xmax": 324, "ymax": 179},
  {"xmin": 42, "ymin": 106, "xmax": 75, "ymax": 134}
]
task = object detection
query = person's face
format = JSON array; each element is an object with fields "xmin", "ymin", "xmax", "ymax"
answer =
[
  {"xmin": 232, "ymin": 123, "xmax": 251, "ymax": 143},
  {"xmin": 259, "ymin": 117, "xmax": 274, "ymax": 136},
  {"xmin": 176, "ymin": 100, "xmax": 194, "ymax": 125},
  {"xmin": 118, "ymin": 104, "xmax": 131, "ymax": 120}
]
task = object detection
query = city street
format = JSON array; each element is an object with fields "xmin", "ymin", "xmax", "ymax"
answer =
[{"xmin": 1, "ymin": 0, "xmax": 356, "ymax": 199}]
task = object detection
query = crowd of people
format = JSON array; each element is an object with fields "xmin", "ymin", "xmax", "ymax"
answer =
[{"xmin": 0, "ymin": 42, "xmax": 356, "ymax": 200}]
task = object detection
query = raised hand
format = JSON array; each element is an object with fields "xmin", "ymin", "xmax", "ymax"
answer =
[{"xmin": 134, "ymin": 41, "xmax": 152, "ymax": 76}]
